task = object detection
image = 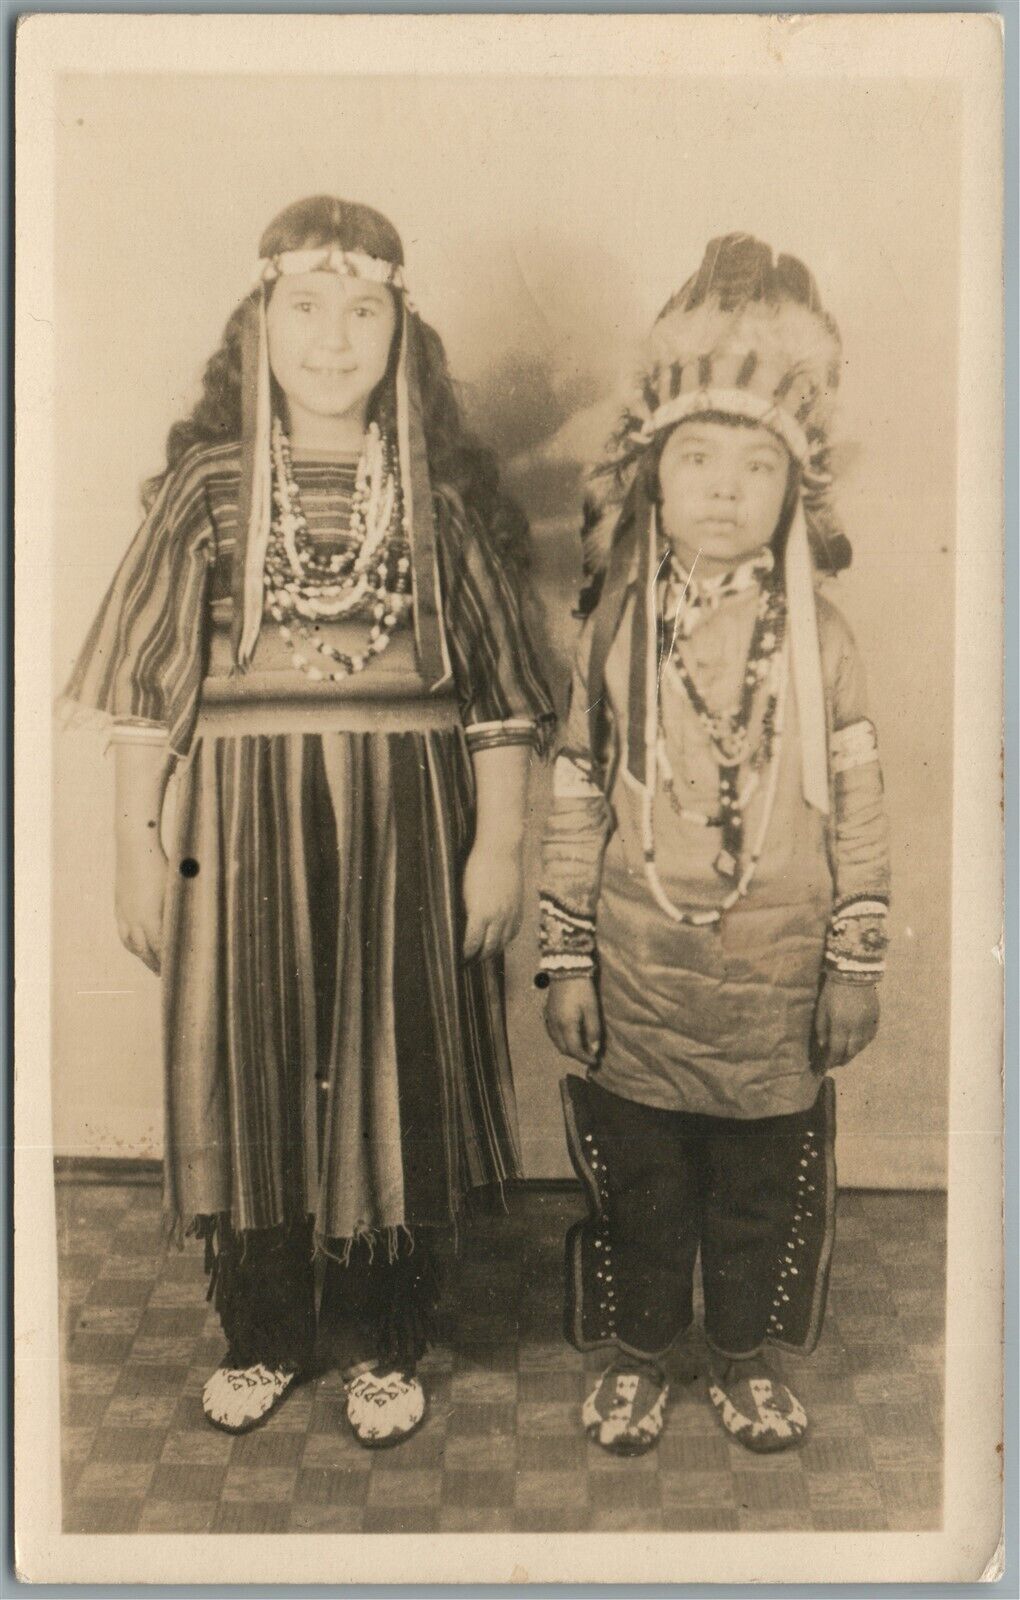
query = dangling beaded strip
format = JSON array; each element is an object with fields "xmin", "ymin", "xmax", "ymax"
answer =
[
  {"xmin": 633, "ymin": 507, "xmax": 791, "ymax": 926},
  {"xmin": 263, "ymin": 417, "xmax": 412, "ymax": 682}
]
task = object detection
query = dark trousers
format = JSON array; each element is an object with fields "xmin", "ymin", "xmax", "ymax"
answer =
[
  {"xmin": 200, "ymin": 1216, "xmax": 440, "ymax": 1375},
  {"xmin": 562, "ymin": 1075, "xmax": 836, "ymax": 1361}
]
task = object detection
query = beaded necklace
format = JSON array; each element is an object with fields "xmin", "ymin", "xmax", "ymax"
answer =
[
  {"xmin": 656, "ymin": 653, "xmax": 780, "ymax": 830},
  {"xmin": 661, "ymin": 572, "xmax": 786, "ymax": 879},
  {"xmin": 666, "ymin": 548, "xmax": 774, "ymax": 641},
  {"xmin": 634, "ymin": 513, "xmax": 790, "ymax": 926},
  {"xmin": 263, "ymin": 417, "xmax": 412, "ymax": 681}
]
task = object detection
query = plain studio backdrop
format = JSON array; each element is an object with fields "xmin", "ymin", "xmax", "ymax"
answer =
[{"xmin": 51, "ymin": 69, "xmax": 958, "ymax": 1187}]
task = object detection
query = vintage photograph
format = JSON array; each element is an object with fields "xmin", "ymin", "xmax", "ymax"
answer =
[{"xmin": 15, "ymin": 12, "xmax": 1003, "ymax": 1586}]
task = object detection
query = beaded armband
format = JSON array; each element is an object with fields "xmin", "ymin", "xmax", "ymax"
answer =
[
  {"xmin": 830, "ymin": 719, "xmax": 879, "ymax": 775},
  {"xmin": 538, "ymin": 892, "xmax": 597, "ymax": 980},
  {"xmin": 824, "ymin": 895, "xmax": 889, "ymax": 984}
]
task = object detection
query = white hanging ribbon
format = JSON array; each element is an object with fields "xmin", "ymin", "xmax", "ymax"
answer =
[
  {"xmin": 238, "ymin": 290, "xmax": 274, "ymax": 666},
  {"xmin": 785, "ymin": 497, "xmax": 830, "ymax": 816}
]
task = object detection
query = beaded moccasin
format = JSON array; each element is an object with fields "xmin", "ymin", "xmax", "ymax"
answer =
[
  {"xmin": 202, "ymin": 1361, "xmax": 302, "ymax": 1435},
  {"xmin": 343, "ymin": 1363, "xmax": 427, "ymax": 1449},
  {"xmin": 708, "ymin": 1353, "xmax": 808, "ymax": 1452},
  {"xmin": 582, "ymin": 1361, "xmax": 669, "ymax": 1456}
]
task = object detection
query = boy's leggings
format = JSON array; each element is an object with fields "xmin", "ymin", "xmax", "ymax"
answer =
[{"xmin": 561, "ymin": 1073, "xmax": 837, "ymax": 1362}]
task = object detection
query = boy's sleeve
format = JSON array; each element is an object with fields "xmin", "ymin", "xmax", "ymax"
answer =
[
  {"xmin": 823, "ymin": 613, "xmax": 891, "ymax": 985},
  {"xmin": 538, "ymin": 619, "xmax": 615, "ymax": 980},
  {"xmin": 59, "ymin": 461, "xmax": 212, "ymax": 759},
  {"xmin": 437, "ymin": 508, "xmax": 557, "ymax": 758}
]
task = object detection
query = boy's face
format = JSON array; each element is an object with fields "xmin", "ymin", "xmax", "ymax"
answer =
[
  {"xmin": 266, "ymin": 271, "xmax": 397, "ymax": 444},
  {"xmin": 657, "ymin": 419, "xmax": 791, "ymax": 575}
]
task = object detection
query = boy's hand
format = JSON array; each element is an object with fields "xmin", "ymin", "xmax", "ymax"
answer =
[
  {"xmin": 544, "ymin": 975, "xmax": 603, "ymax": 1066},
  {"xmin": 814, "ymin": 975, "xmax": 879, "ymax": 1069},
  {"xmin": 115, "ymin": 836, "xmax": 168, "ymax": 975},
  {"xmin": 462, "ymin": 842, "xmax": 524, "ymax": 961}
]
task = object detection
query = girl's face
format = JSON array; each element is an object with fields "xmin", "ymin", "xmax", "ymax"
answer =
[
  {"xmin": 266, "ymin": 270, "xmax": 398, "ymax": 446},
  {"xmin": 657, "ymin": 419, "xmax": 791, "ymax": 576}
]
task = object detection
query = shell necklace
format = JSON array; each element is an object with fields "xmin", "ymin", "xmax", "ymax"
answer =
[{"xmin": 263, "ymin": 417, "xmax": 411, "ymax": 681}]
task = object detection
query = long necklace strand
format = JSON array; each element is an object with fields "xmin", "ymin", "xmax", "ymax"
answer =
[
  {"xmin": 639, "ymin": 640, "xmax": 790, "ymax": 926},
  {"xmin": 636, "ymin": 515, "xmax": 789, "ymax": 924},
  {"xmin": 263, "ymin": 418, "xmax": 411, "ymax": 681},
  {"xmin": 656, "ymin": 642, "xmax": 782, "ymax": 828},
  {"xmin": 659, "ymin": 569, "xmax": 786, "ymax": 878}
]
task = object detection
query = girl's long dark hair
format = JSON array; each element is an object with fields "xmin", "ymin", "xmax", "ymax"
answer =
[{"xmin": 144, "ymin": 195, "xmax": 532, "ymax": 581}]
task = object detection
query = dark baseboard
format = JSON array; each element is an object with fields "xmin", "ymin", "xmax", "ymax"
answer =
[
  {"xmin": 52, "ymin": 1156, "xmax": 944, "ymax": 1199},
  {"xmin": 52, "ymin": 1155, "xmax": 583, "ymax": 1194},
  {"xmin": 54, "ymin": 1155, "xmax": 163, "ymax": 1186}
]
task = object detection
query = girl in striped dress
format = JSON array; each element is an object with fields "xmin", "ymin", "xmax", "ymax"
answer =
[{"xmin": 62, "ymin": 196, "xmax": 555, "ymax": 1444}]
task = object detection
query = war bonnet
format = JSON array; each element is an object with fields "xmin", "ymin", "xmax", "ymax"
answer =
[{"xmin": 585, "ymin": 233, "xmax": 846, "ymax": 818}]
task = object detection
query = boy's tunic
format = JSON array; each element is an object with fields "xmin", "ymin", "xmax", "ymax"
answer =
[{"xmin": 541, "ymin": 571, "xmax": 890, "ymax": 1120}]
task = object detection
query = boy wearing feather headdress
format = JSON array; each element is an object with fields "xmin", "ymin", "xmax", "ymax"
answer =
[{"xmin": 538, "ymin": 235, "xmax": 890, "ymax": 1456}]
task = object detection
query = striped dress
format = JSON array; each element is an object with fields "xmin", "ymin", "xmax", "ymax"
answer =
[{"xmin": 63, "ymin": 440, "xmax": 555, "ymax": 1248}]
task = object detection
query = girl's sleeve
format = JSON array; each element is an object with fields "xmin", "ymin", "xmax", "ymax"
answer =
[
  {"xmin": 438, "ymin": 509, "xmax": 557, "ymax": 759},
  {"xmin": 823, "ymin": 608, "xmax": 891, "ymax": 985},
  {"xmin": 538, "ymin": 619, "xmax": 615, "ymax": 980},
  {"xmin": 59, "ymin": 461, "xmax": 212, "ymax": 759}
]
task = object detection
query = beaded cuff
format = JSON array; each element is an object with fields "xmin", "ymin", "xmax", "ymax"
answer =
[
  {"xmin": 539, "ymin": 892, "xmax": 597, "ymax": 979},
  {"xmin": 824, "ymin": 895, "xmax": 889, "ymax": 983}
]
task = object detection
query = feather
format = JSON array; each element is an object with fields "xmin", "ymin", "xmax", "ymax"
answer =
[
  {"xmin": 644, "ymin": 293, "xmax": 841, "ymax": 438},
  {"xmin": 578, "ymin": 488, "xmax": 627, "ymax": 580}
]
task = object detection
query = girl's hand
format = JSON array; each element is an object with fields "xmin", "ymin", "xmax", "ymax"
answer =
[
  {"xmin": 115, "ymin": 836, "xmax": 169, "ymax": 975},
  {"xmin": 462, "ymin": 843, "xmax": 524, "ymax": 961},
  {"xmin": 814, "ymin": 976, "xmax": 879, "ymax": 1069},
  {"xmin": 544, "ymin": 975, "xmax": 603, "ymax": 1066}
]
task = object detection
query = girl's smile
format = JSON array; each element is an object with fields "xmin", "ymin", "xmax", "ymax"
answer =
[{"xmin": 265, "ymin": 270, "xmax": 397, "ymax": 450}]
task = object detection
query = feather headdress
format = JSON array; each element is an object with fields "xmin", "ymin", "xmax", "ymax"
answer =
[{"xmin": 583, "ymin": 234, "xmax": 848, "ymax": 818}]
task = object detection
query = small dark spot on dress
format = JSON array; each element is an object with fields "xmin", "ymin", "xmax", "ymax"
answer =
[{"xmin": 180, "ymin": 857, "xmax": 200, "ymax": 879}]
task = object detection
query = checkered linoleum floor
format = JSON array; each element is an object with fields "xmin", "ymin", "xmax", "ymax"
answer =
[{"xmin": 58, "ymin": 1181, "xmax": 945, "ymax": 1534}]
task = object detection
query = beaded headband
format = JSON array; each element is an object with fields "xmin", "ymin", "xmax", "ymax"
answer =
[
  {"xmin": 636, "ymin": 388, "xmax": 811, "ymax": 467},
  {"xmin": 255, "ymin": 245, "xmax": 409, "ymax": 293}
]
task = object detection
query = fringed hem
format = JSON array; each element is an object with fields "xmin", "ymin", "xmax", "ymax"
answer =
[
  {"xmin": 171, "ymin": 1180, "xmax": 509, "ymax": 1266},
  {"xmin": 314, "ymin": 1223, "xmax": 416, "ymax": 1268},
  {"xmin": 189, "ymin": 1212, "xmax": 442, "ymax": 1376},
  {"xmin": 162, "ymin": 1210, "xmax": 187, "ymax": 1252},
  {"xmin": 189, "ymin": 1213, "xmax": 318, "ymax": 1371},
  {"xmin": 177, "ymin": 1213, "xmax": 429, "ymax": 1266}
]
